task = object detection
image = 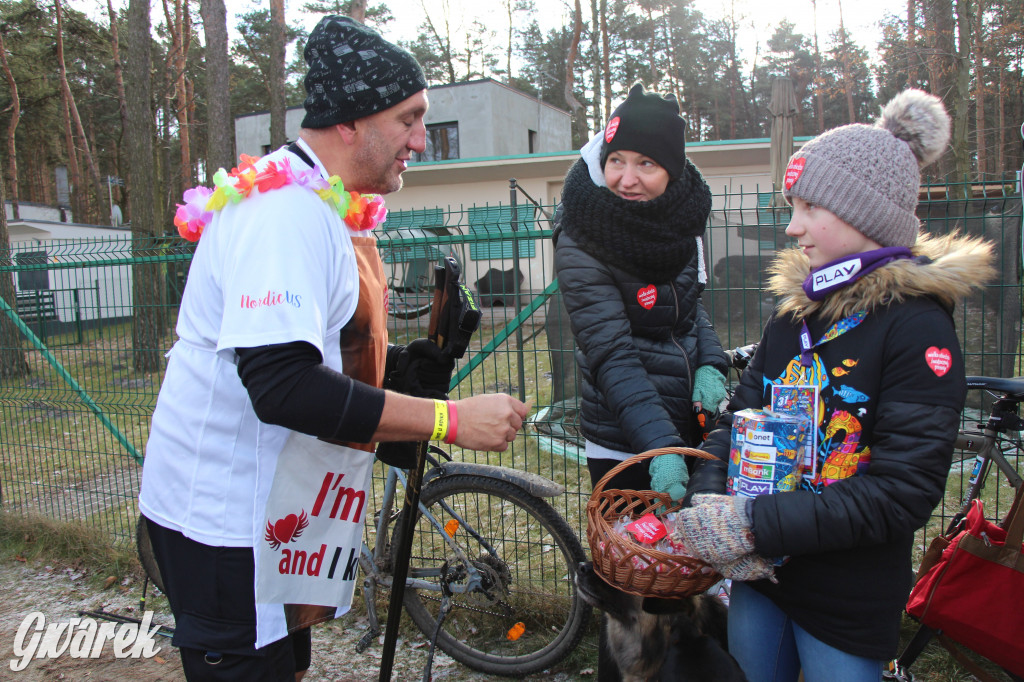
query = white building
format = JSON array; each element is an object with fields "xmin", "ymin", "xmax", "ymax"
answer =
[{"xmin": 234, "ymin": 78, "xmax": 573, "ymax": 159}]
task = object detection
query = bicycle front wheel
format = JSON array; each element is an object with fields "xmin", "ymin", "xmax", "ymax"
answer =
[{"xmin": 392, "ymin": 474, "xmax": 591, "ymax": 677}]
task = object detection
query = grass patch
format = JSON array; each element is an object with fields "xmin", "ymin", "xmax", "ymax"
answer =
[{"xmin": 0, "ymin": 511, "xmax": 141, "ymax": 580}]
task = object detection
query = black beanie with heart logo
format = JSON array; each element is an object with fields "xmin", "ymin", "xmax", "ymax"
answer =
[{"xmin": 600, "ymin": 83, "xmax": 688, "ymax": 179}]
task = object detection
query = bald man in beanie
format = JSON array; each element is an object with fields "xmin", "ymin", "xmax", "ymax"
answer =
[{"xmin": 139, "ymin": 16, "xmax": 527, "ymax": 681}]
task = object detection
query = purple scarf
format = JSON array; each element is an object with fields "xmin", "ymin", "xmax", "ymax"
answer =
[{"xmin": 802, "ymin": 247, "xmax": 915, "ymax": 301}]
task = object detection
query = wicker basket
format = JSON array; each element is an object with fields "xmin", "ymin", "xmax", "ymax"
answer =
[{"xmin": 586, "ymin": 447, "xmax": 722, "ymax": 599}]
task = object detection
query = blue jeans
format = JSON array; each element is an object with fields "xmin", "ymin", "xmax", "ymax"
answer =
[{"xmin": 728, "ymin": 581, "xmax": 883, "ymax": 682}]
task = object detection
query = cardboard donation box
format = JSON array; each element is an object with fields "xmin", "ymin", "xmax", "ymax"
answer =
[{"xmin": 727, "ymin": 409, "xmax": 808, "ymax": 497}]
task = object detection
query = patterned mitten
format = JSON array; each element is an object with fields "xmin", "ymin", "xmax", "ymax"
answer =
[
  {"xmin": 671, "ymin": 493, "xmax": 756, "ymax": 566},
  {"xmin": 649, "ymin": 453, "xmax": 689, "ymax": 502},
  {"xmin": 692, "ymin": 365, "xmax": 728, "ymax": 411},
  {"xmin": 715, "ymin": 553, "xmax": 776, "ymax": 582}
]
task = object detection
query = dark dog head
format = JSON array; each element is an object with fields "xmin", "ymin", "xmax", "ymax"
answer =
[{"xmin": 574, "ymin": 562, "xmax": 745, "ymax": 682}]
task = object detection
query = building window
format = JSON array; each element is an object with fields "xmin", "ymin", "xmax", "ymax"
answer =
[
  {"xmin": 416, "ymin": 122, "xmax": 459, "ymax": 162},
  {"xmin": 528, "ymin": 129, "xmax": 537, "ymax": 153}
]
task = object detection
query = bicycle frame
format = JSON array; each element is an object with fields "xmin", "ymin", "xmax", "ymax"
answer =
[
  {"xmin": 356, "ymin": 454, "xmax": 567, "ymax": 646},
  {"xmin": 946, "ymin": 394, "xmax": 1024, "ymax": 533}
]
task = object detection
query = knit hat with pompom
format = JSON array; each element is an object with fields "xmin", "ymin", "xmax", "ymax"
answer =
[{"xmin": 781, "ymin": 89, "xmax": 950, "ymax": 247}]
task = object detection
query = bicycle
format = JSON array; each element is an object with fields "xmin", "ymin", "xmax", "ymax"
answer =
[
  {"xmin": 356, "ymin": 444, "xmax": 591, "ymax": 676},
  {"xmin": 885, "ymin": 375, "xmax": 1024, "ymax": 682},
  {"xmin": 137, "ymin": 447, "xmax": 592, "ymax": 678}
]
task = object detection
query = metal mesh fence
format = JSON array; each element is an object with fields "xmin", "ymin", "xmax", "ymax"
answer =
[{"xmin": 1, "ymin": 178, "xmax": 1020, "ymax": 557}]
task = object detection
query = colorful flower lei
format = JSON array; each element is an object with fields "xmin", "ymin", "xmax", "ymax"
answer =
[{"xmin": 174, "ymin": 153, "xmax": 387, "ymax": 241}]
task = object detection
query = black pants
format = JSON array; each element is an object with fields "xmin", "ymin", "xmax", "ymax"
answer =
[
  {"xmin": 143, "ymin": 516, "xmax": 312, "ymax": 682},
  {"xmin": 587, "ymin": 456, "xmax": 651, "ymax": 492}
]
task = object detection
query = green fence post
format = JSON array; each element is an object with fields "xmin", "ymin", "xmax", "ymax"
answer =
[{"xmin": 509, "ymin": 179, "xmax": 527, "ymax": 403}]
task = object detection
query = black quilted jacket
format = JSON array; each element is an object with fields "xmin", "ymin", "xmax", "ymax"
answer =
[
  {"xmin": 553, "ymin": 227, "xmax": 727, "ymax": 454},
  {"xmin": 685, "ymin": 233, "xmax": 995, "ymax": 659}
]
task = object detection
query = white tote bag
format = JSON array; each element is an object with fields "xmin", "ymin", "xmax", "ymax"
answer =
[{"xmin": 255, "ymin": 431, "xmax": 374, "ymax": 642}]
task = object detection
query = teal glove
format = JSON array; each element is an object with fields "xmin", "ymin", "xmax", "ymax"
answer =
[
  {"xmin": 649, "ymin": 453, "xmax": 689, "ymax": 501},
  {"xmin": 692, "ymin": 365, "xmax": 727, "ymax": 411},
  {"xmin": 670, "ymin": 493, "xmax": 756, "ymax": 566}
]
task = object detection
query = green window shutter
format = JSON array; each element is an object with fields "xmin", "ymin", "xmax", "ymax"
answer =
[
  {"xmin": 467, "ymin": 206, "xmax": 536, "ymax": 261},
  {"xmin": 377, "ymin": 208, "xmax": 446, "ymax": 263}
]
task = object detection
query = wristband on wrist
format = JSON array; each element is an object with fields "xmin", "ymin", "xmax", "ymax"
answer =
[
  {"xmin": 444, "ymin": 400, "xmax": 458, "ymax": 444},
  {"xmin": 430, "ymin": 399, "xmax": 449, "ymax": 441}
]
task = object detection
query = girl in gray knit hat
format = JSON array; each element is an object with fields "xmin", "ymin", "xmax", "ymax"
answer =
[{"xmin": 667, "ymin": 90, "xmax": 995, "ymax": 681}]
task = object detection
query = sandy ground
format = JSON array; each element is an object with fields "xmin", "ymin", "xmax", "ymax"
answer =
[{"xmin": 0, "ymin": 558, "xmax": 597, "ymax": 681}]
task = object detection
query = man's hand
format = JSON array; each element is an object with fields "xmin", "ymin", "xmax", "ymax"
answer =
[
  {"xmin": 386, "ymin": 339, "xmax": 455, "ymax": 399},
  {"xmin": 450, "ymin": 394, "xmax": 529, "ymax": 452}
]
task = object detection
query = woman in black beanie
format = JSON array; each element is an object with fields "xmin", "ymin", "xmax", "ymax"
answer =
[{"xmin": 554, "ymin": 83, "xmax": 729, "ymax": 677}]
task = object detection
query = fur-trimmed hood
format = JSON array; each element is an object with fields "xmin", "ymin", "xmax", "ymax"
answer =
[{"xmin": 768, "ymin": 231, "xmax": 995, "ymax": 323}]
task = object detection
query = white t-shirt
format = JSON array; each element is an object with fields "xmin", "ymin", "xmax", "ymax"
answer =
[{"xmin": 140, "ymin": 140, "xmax": 360, "ymax": 549}]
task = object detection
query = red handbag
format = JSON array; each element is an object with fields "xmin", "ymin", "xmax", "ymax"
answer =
[{"xmin": 906, "ymin": 487, "xmax": 1024, "ymax": 677}]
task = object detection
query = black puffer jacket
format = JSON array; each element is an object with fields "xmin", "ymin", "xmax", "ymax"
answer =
[
  {"xmin": 686, "ymin": 232, "xmax": 995, "ymax": 659},
  {"xmin": 554, "ymin": 226, "xmax": 728, "ymax": 454}
]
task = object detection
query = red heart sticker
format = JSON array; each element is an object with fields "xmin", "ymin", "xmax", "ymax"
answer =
[
  {"xmin": 784, "ymin": 157, "xmax": 806, "ymax": 190},
  {"xmin": 627, "ymin": 513, "xmax": 668, "ymax": 544},
  {"xmin": 605, "ymin": 117, "xmax": 621, "ymax": 143},
  {"xmin": 637, "ymin": 284, "xmax": 657, "ymax": 309},
  {"xmin": 273, "ymin": 514, "xmax": 299, "ymax": 544},
  {"xmin": 925, "ymin": 347, "xmax": 952, "ymax": 376}
]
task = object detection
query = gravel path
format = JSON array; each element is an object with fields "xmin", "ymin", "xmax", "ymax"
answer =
[{"xmin": 0, "ymin": 558, "xmax": 598, "ymax": 681}]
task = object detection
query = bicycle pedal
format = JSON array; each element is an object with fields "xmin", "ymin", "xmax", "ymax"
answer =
[
  {"xmin": 883, "ymin": 664, "xmax": 914, "ymax": 682},
  {"xmin": 355, "ymin": 626, "xmax": 380, "ymax": 653}
]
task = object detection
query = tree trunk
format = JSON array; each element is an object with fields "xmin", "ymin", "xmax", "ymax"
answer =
[
  {"xmin": 601, "ymin": 0, "xmax": 610, "ymax": 123},
  {"xmin": 0, "ymin": 32, "xmax": 20, "ymax": 221},
  {"xmin": 907, "ymin": 0, "xmax": 918, "ymax": 88},
  {"xmin": 837, "ymin": 1, "xmax": 856, "ymax": 123},
  {"xmin": 590, "ymin": 0, "xmax": 601, "ymax": 129},
  {"xmin": 811, "ymin": 0, "xmax": 824, "ymax": 132},
  {"xmin": 974, "ymin": 0, "xmax": 985, "ymax": 179},
  {"xmin": 60, "ymin": 86, "xmax": 85, "ymax": 221},
  {"xmin": 269, "ymin": 0, "xmax": 286, "ymax": 150},
  {"xmin": 107, "ymin": 0, "xmax": 131, "ymax": 215},
  {"xmin": 728, "ymin": 0, "xmax": 738, "ymax": 139},
  {"xmin": 0, "ymin": 148, "xmax": 30, "ymax": 380},
  {"xmin": 163, "ymin": 0, "xmax": 193, "ymax": 190},
  {"xmin": 55, "ymin": 0, "xmax": 104, "ymax": 220},
  {"xmin": 564, "ymin": 0, "xmax": 587, "ymax": 144},
  {"xmin": 996, "ymin": 66, "xmax": 1004, "ymax": 173},
  {"xmin": 923, "ymin": 0, "xmax": 957, "ymax": 178},
  {"xmin": 126, "ymin": 0, "xmax": 164, "ymax": 373},
  {"xmin": 951, "ymin": 0, "xmax": 973, "ymax": 196},
  {"xmin": 201, "ymin": 0, "xmax": 234, "ymax": 179}
]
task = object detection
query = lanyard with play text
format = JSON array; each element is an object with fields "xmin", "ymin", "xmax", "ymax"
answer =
[{"xmin": 799, "ymin": 312, "xmax": 867, "ymax": 367}]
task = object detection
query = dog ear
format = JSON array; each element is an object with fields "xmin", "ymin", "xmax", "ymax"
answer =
[{"xmin": 575, "ymin": 562, "xmax": 638, "ymax": 623}]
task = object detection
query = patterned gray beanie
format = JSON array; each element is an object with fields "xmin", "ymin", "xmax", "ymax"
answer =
[
  {"xmin": 782, "ymin": 89, "xmax": 951, "ymax": 247},
  {"xmin": 302, "ymin": 16, "xmax": 427, "ymax": 128}
]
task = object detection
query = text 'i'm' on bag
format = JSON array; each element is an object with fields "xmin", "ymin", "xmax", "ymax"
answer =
[{"xmin": 905, "ymin": 485, "xmax": 1024, "ymax": 677}]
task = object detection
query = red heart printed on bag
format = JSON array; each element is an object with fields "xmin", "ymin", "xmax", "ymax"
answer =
[
  {"xmin": 925, "ymin": 347, "xmax": 952, "ymax": 376},
  {"xmin": 264, "ymin": 510, "xmax": 309, "ymax": 550},
  {"xmin": 273, "ymin": 514, "xmax": 299, "ymax": 544},
  {"xmin": 637, "ymin": 285, "xmax": 657, "ymax": 309}
]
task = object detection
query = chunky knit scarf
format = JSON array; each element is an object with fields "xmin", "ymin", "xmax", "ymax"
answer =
[{"xmin": 558, "ymin": 157, "xmax": 712, "ymax": 282}]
